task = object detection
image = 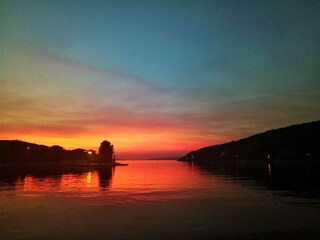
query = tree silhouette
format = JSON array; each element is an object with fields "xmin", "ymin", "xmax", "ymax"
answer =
[{"xmin": 98, "ymin": 140, "xmax": 114, "ymax": 163}]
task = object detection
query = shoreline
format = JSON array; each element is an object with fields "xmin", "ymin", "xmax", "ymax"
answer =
[{"xmin": 0, "ymin": 162, "xmax": 128, "ymax": 167}]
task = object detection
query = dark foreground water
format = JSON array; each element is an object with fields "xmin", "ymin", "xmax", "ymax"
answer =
[{"xmin": 1, "ymin": 160, "xmax": 320, "ymax": 240}]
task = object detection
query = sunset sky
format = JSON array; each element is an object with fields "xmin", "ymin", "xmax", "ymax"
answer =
[{"xmin": 1, "ymin": 0, "xmax": 319, "ymax": 158}]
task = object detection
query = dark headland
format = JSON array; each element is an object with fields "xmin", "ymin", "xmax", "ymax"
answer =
[
  {"xmin": 179, "ymin": 120, "xmax": 320, "ymax": 165},
  {"xmin": 0, "ymin": 139, "xmax": 127, "ymax": 166}
]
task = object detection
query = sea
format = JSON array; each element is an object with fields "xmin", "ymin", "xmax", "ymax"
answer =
[{"xmin": 1, "ymin": 160, "xmax": 320, "ymax": 240}]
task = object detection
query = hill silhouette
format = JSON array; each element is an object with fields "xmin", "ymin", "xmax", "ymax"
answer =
[{"xmin": 179, "ymin": 120, "xmax": 320, "ymax": 164}]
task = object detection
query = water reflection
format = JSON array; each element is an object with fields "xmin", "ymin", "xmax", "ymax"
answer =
[
  {"xmin": 97, "ymin": 166, "xmax": 114, "ymax": 190},
  {"xmin": 1, "ymin": 161, "xmax": 320, "ymax": 240},
  {"xmin": 268, "ymin": 162, "xmax": 272, "ymax": 176},
  {"xmin": 192, "ymin": 161, "xmax": 320, "ymax": 200},
  {"xmin": 0, "ymin": 165, "xmax": 114, "ymax": 191},
  {"xmin": 1, "ymin": 161, "xmax": 320, "ymax": 203}
]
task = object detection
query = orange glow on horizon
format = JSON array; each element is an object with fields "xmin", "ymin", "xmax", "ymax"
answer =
[{"xmin": 1, "ymin": 130, "xmax": 220, "ymax": 158}]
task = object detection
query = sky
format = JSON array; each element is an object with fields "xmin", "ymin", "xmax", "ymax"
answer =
[{"xmin": 1, "ymin": 0, "xmax": 320, "ymax": 159}]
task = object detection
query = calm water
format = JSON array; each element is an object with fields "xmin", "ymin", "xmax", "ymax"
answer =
[{"xmin": 1, "ymin": 160, "xmax": 320, "ymax": 240}]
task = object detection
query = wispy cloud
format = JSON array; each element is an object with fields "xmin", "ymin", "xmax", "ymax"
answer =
[{"xmin": 1, "ymin": 43, "xmax": 319, "ymax": 158}]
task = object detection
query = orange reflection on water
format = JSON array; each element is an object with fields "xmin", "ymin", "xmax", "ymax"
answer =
[
  {"xmin": 60, "ymin": 172, "xmax": 101, "ymax": 191},
  {"xmin": 18, "ymin": 170, "xmax": 110, "ymax": 193},
  {"xmin": 87, "ymin": 172, "xmax": 92, "ymax": 186},
  {"xmin": 111, "ymin": 161, "xmax": 206, "ymax": 191},
  {"xmin": 13, "ymin": 161, "xmax": 207, "ymax": 202},
  {"xmin": 22, "ymin": 175, "xmax": 61, "ymax": 192}
]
